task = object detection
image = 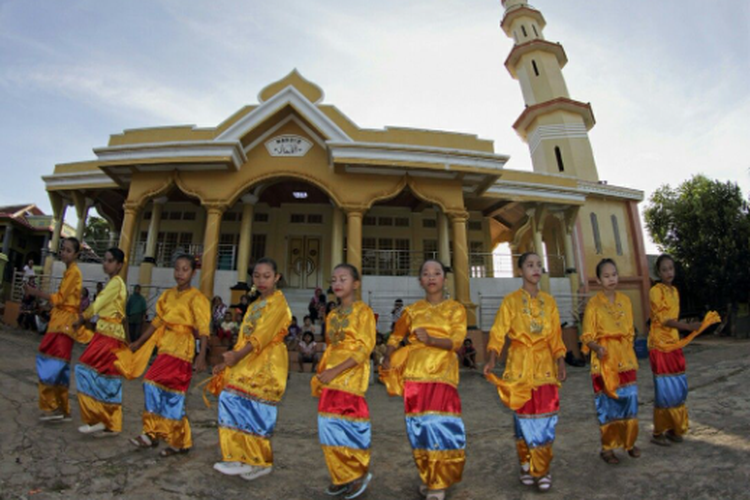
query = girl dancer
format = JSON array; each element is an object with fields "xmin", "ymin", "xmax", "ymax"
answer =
[
  {"xmin": 380, "ymin": 259, "xmax": 467, "ymax": 500},
  {"xmin": 580, "ymin": 258, "xmax": 640, "ymax": 463},
  {"xmin": 74, "ymin": 248, "xmax": 128, "ymax": 436},
  {"xmin": 649, "ymin": 254, "xmax": 719, "ymax": 446},
  {"xmin": 124, "ymin": 254, "xmax": 210, "ymax": 457},
  {"xmin": 211, "ymin": 258, "xmax": 292, "ymax": 481},
  {"xmin": 484, "ymin": 252, "xmax": 567, "ymax": 492},
  {"xmin": 312, "ymin": 264, "xmax": 375, "ymax": 499},
  {"xmin": 25, "ymin": 237, "xmax": 90, "ymax": 422}
]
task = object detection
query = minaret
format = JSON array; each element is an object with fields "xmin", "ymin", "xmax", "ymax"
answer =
[{"xmin": 501, "ymin": 0, "xmax": 599, "ymax": 181}]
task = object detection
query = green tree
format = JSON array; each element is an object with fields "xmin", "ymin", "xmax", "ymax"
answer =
[
  {"xmin": 83, "ymin": 216, "xmax": 110, "ymax": 243},
  {"xmin": 644, "ymin": 175, "xmax": 750, "ymax": 315}
]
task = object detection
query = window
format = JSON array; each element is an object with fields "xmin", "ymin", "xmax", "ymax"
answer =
[
  {"xmin": 532, "ymin": 60, "xmax": 539, "ymax": 76},
  {"xmin": 470, "ymin": 241, "xmax": 486, "ymax": 278},
  {"xmin": 143, "ymin": 211, "xmax": 152, "ymax": 220},
  {"xmin": 362, "ymin": 237, "xmax": 410, "ymax": 276},
  {"xmin": 254, "ymin": 212, "xmax": 269, "ymax": 223},
  {"xmin": 423, "ymin": 239, "xmax": 438, "ymax": 261},
  {"xmin": 168, "ymin": 211, "xmax": 183, "ymax": 221},
  {"xmin": 422, "ymin": 218, "xmax": 437, "ymax": 228},
  {"xmin": 290, "ymin": 214, "xmax": 305, "ymax": 223},
  {"xmin": 590, "ymin": 213, "xmax": 602, "ymax": 254},
  {"xmin": 363, "ymin": 216, "xmax": 377, "ymax": 226},
  {"xmin": 468, "ymin": 220, "xmax": 482, "ymax": 231},
  {"xmin": 307, "ymin": 214, "xmax": 323, "ymax": 224},
  {"xmin": 532, "ymin": 24, "xmax": 539, "ymax": 37},
  {"xmin": 394, "ymin": 217, "xmax": 410, "ymax": 227},
  {"xmin": 251, "ymin": 234, "xmax": 266, "ymax": 263},
  {"xmin": 378, "ymin": 216, "xmax": 393, "ymax": 226},
  {"xmin": 612, "ymin": 215, "xmax": 623, "ymax": 256},
  {"xmin": 555, "ymin": 146, "xmax": 565, "ymax": 172},
  {"xmin": 222, "ymin": 212, "xmax": 240, "ymax": 222},
  {"xmin": 521, "ymin": 25, "xmax": 528, "ymax": 37},
  {"xmin": 183, "ymin": 211, "xmax": 196, "ymax": 221}
]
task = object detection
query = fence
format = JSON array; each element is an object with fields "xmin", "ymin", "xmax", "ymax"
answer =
[
  {"xmin": 476, "ymin": 291, "xmax": 591, "ymax": 331},
  {"xmin": 467, "ymin": 253, "xmax": 567, "ymax": 278},
  {"xmin": 367, "ymin": 291, "xmax": 425, "ymax": 333}
]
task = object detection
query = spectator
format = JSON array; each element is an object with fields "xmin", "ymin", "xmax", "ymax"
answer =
[
  {"xmin": 286, "ymin": 316, "xmax": 302, "ymax": 349},
  {"xmin": 458, "ymin": 338, "xmax": 477, "ymax": 369},
  {"xmin": 302, "ymin": 315, "xmax": 315, "ymax": 336},
  {"xmin": 80, "ymin": 287, "xmax": 91, "ymax": 313},
  {"xmin": 22, "ymin": 259, "xmax": 36, "ymax": 284},
  {"xmin": 298, "ymin": 331, "xmax": 318, "ymax": 372},
  {"xmin": 234, "ymin": 294, "xmax": 249, "ymax": 320},
  {"xmin": 372, "ymin": 333, "xmax": 387, "ymax": 368},
  {"xmin": 18, "ymin": 290, "xmax": 38, "ymax": 330},
  {"xmin": 217, "ymin": 311, "xmax": 238, "ymax": 346},
  {"xmin": 391, "ymin": 298, "xmax": 404, "ymax": 331},
  {"xmin": 211, "ymin": 296, "xmax": 227, "ymax": 333},
  {"xmin": 126, "ymin": 284, "xmax": 147, "ymax": 343},
  {"xmin": 308, "ymin": 287, "xmax": 323, "ymax": 323},
  {"xmin": 93, "ymin": 281, "xmax": 104, "ymax": 301}
]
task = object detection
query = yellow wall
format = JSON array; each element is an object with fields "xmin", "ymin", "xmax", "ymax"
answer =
[{"xmin": 579, "ymin": 198, "xmax": 637, "ymax": 279}]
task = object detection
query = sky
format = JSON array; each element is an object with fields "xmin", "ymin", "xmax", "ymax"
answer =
[{"xmin": 1, "ymin": 0, "xmax": 748, "ymax": 254}]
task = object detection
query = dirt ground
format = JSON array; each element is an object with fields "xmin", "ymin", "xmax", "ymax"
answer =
[{"xmin": 0, "ymin": 324, "xmax": 748, "ymax": 500}]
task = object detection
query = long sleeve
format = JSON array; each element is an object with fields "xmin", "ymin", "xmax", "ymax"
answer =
[
  {"xmin": 246, "ymin": 297, "xmax": 291, "ymax": 355},
  {"xmin": 548, "ymin": 301, "xmax": 566, "ymax": 359},
  {"xmin": 624, "ymin": 295, "xmax": 635, "ymax": 343},
  {"xmin": 448, "ymin": 303, "xmax": 467, "ymax": 351},
  {"xmin": 580, "ymin": 300, "xmax": 598, "ymax": 354},
  {"xmin": 82, "ymin": 278, "xmax": 124, "ymax": 320},
  {"xmin": 49, "ymin": 267, "xmax": 80, "ymax": 307},
  {"xmin": 347, "ymin": 306, "xmax": 377, "ymax": 366},
  {"xmin": 388, "ymin": 311, "xmax": 410, "ymax": 347},
  {"xmin": 487, "ymin": 298, "xmax": 512, "ymax": 355},
  {"xmin": 151, "ymin": 292, "xmax": 169, "ymax": 329},
  {"xmin": 650, "ymin": 286, "xmax": 671, "ymax": 326},
  {"xmin": 191, "ymin": 293, "xmax": 211, "ymax": 337}
]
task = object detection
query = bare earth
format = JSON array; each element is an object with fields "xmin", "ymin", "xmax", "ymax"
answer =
[{"xmin": 0, "ymin": 325, "xmax": 748, "ymax": 500}]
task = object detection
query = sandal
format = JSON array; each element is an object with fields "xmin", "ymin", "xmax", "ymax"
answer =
[
  {"xmin": 650, "ymin": 434, "xmax": 671, "ymax": 447},
  {"xmin": 628, "ymin": 446, "xmax": 641, "ymax": 458},
  {"xmin": 419, "ymin": 485, "xmax": 428, "ymax": 497},
  {"xmin": 129, "ymin": 434, "xmax": 157, "ymax": 449},
  {"xmin": 519, "ymin": 463, "xmax": 534, "ymax": 486},
  {"xmin": 425, "ymin": 490, "xmax": 445, "ymax": 500},
  {"xmin": 599, "ymin": 450, "xmax": 620, "ymax": 465},
  {"xmin": 665, "ymin": 431, "xmax": 683, "ymax": 443},
  {"xmin": 159, "ymin": 446, "xmax": 190, "ymax": 457},
  {"xmin": 537, "ymin": 474, "xmax": 552, "ymax": 492}
]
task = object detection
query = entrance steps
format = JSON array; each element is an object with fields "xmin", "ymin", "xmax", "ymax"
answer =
[{"xmin": 281, "ymin": 288, "xmax": 316, "ymax": 323}]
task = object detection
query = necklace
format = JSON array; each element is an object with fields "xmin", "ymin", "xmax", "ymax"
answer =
[{"xmin": 328, "ymin": 305, "xmax": 352, "ymax": 345}]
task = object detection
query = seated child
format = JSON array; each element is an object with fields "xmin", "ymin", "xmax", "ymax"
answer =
[
  {"xmin": 298, "ymin": 331, "xmax": 319, "ymax": 372},
  {"xmin": 458, "ymin": 338, "xmax": 477, "ymax": 369},
  {"xmin": 217, "ymin": 311, "xmax": 238, "ymax": 344}
]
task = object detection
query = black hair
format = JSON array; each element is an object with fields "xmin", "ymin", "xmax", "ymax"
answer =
[
  {"xmin": 292, "ymin": 316, "xmax": 298, "ymax": 322},
  {"xmin": 302, "ymin": 331, "xmax": 314, "ymax": 342},
  {"xmin": 595, "ymin": 258, "xmax": 618, "ymax": 279},
  {"xmin": 655, "ymin": 254, "xmax": 674, "ymax": 274},
  {"xmin": 106, "ymin": 247, "xmax": 125, "ymax": 264},
  {"xmin": 419, "ymin": 259, "xmax": 450, "ymax": 276},
  {"xmin": 62, "ymin": 237, "xmax": 81, "ymax": 254},
  {"xmin": 254, "ymin": 257, "xmax": 278, "ymax": 274},
  {"xmin": 303, "ymin": 315, "xmax": 311, "ymax": 321},
  {"xmin": 517, "ymin": 252, "xmax": 539, "ymax": 269},
  {"xmin": 175, "ymin": 253, "xmax": 197, "ymax": 270},
  {"xmin": 333, "ymin": 263, "xmax": 361, "ymax": 282},
  {"xmin": 81, "ymin": 287, "xmax": 89, "ymax": 297},
  {"xmin": 134, "ymin": 284, "xmax": 141, "ymax": 291}
]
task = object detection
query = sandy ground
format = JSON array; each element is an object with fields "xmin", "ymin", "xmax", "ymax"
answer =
[{"xmin": 0, "ymin": 324, "xmax": 748, "ymax": 500}]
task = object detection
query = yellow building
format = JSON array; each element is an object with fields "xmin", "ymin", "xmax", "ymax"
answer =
[{"xmin": 41, "ymin": 0, "xmax": 651, "ymax": 333}]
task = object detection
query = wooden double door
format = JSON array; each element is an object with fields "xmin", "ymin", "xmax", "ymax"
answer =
[{"xmin": 287, "ymin": 236, "xmax": 321, "ymax": 289}]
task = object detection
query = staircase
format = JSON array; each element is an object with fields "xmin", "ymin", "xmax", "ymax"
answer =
[{"xmin": 281, "ymin": 288, "xmax": 315, "ymax": 323}]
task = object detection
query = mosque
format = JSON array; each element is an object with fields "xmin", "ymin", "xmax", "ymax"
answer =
[{"xmin": 41, "ymin": 0, "xmax": 651, "ymax": 333}]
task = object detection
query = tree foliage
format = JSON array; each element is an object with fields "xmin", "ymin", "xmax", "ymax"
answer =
[
  {"xmin": 644, "ymin": 175, "xmax": 750, "ymax": 312},
  {"xmin": 84, "ymin": 216, "xmax": 110, "ymax": 243}
]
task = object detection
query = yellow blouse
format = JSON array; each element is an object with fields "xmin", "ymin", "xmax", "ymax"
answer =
[
  {"xmin": 312, "ymin": 301, "xmax": 376, "ymax": 398},
  {"xmin": 151, "ymin": 286, "xmax": 211, "ymax": 362},
  {"xmin": 581, "ymin": 292, "xmax": 638, "ymax": 375},
  {"xmin": 225, "ymin": 290, "xmax": 292, "ymax": 403},
  {"xmin": 382, "ymin": 299, "xmax": 467, "ymax": 395},
  {"xmin": 648, "ymin": 283, "xmax": 680, "ymax": 350},
  {"xmin": 48, "ymin": 262, "xmax": 82, "ymax": 338},
  {"xmin": 82, "ymin": 276, "xmax": 127, "ymax": 341},
  {"xmin": 486, "ymin": 289, "xmax": 566, "ymax": 410}
]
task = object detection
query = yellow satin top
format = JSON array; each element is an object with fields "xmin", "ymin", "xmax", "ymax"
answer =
[
  {"xmin": 648, "ymin": 283, "xmax": 680, "ymax": 351},
  {"xmin": 150, "ymin": 287, "xmax": 211, "ymax": 362},
  {"xmin": 487, "ymin": 289, "xmax": 566, "ymax": 388},
  {"xmin": 313, "ymin": 301, "xmax": 376, "ymax": 398},
  {"xmin": 225, "ymin": 290, "xmax": 292, "ymax": 403},
  {"xmin": 386, "ymin": 299, "xmax": 467, "ymax": 388},
  {"xmin": 580, "ymin": 292, "xmax": 638, "ymax": 376},
  {"xmin": 48, "ymin": 262, "xmax": 82, "ymax": 337},
  {"xmin": 82, "ymin": 276, "xmax": 127, "ymax": 341}
]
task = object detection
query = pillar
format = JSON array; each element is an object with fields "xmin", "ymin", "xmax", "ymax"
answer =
[
  {"xmin": 437, "ymin": 210, "xmax": 451, "ymax": 267},
  {"xmin": 42, "ymin": 198, "xmax": 69, "ymax": 290},
  {"xmin": 2, "ymin": 225, "xmax": 12, "ymax": 255},
  {"xmin": 74, "ymin": 196, "xmax": 93, "ymax": 241},
  {"xmin": 233, "ymin": 194, "xmax": 257, "ymax": 295},
  {"xmin": 345, "ymin": 208, "xmax": 364, "ymax": 275},
  {"xmin": 199, "ymin": 203, "xmax": 226, "ymax": 298},
  {"xmin": 118, "ymin": 202, "xmax": 141, "ymax": 281},
  {"xmin": 139, "ymin": 197, "xmax": 167, "ymax": 286},
  {"xmin": 449, "ymin": 211, "xmax": 477, "ymax": 326},
  {"xmin": 330, "ymin": 207, "xmax": 344, "ymax": 272}
]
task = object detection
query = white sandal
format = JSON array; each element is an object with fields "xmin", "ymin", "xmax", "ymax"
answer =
[
  {"xmin": 519, "ymin": 463, "xmax": 534, "ymax": 486},
  {"xmin": 537, "ymin": 474, "xmax": 552, "ymax": 492}
]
